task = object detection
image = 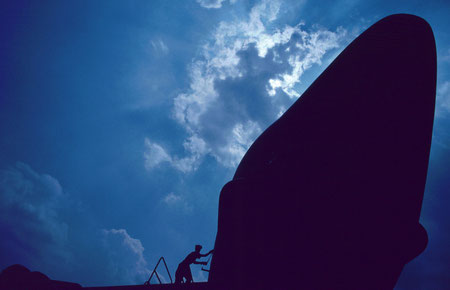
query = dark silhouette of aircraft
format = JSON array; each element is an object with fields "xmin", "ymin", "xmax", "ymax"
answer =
[
  {"xmin": 0, "ymin": 13, "xmax": 436, "ymax": 290},
  {"xmin": 209, "ymin": 13, "xmax": 436, "ymax": 290}
]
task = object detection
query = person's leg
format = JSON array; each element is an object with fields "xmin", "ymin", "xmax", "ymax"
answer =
[
  {"xmin": 175, "ymin": 265, "xmax": 183, "ymax": 284},
  {"xmin": 186, "ymin": 267, "xmax": 193, "ymax": 283}
]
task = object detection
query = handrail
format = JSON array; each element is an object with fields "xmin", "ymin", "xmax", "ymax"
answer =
[
  {"xmin": 144, "ymin": 257, "xmax": 173, "ymax": 285},
  {"xmin": 201, "ymin": 253, "xmax": 213, "ymax": 272}
]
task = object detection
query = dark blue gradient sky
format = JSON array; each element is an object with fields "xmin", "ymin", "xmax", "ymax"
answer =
[{"xmin": 1, "ymin": 0, "xmax": 449, "ymax": 288}]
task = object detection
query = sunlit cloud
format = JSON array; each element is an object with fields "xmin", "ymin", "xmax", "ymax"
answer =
[
  {"xmin": 196, "ymin": 0, "xmax": 236, "ymax": 9},
  {"xmin": 268, "ymin": 27, "xmax": 346, "ymax": 98},
  {"xmin": 169, "ymin": 0, "xmax": 346, "ymax": 170},
  {"xmin": 144, "ymin": 136, "xmax": 209, "ymax": 173},
  {"xmin": 102, "ymin": 229, "xmax": 150, "ymax": 284},
  {"xmin": 144, "ymin": 138, "xmax": 172, "ymax": 169},
  {"xmin": 213, "ymin": 121, "xmax": 262, "ymax": 168}
]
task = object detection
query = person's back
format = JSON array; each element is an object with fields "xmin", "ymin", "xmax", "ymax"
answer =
[
  {"xmin": 175, "ymin": 245, "xmax": 213, "ymax": 284},
  {"xmin": 180, "ymin": 251, "xmax": 201, "ymax": 266}
]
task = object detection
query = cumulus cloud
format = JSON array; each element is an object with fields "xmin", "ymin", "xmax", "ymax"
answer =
[
  {"xmin": 144, "ymin": 136, "xmax": 209, "ymax": 173},
  {"xmin": 213, "ymin": 120, "xmax": 262, "ymax": 168},
  {"xmin": 172, "ymin": 134, "xmax": 209, "ymax": 173},
  {"xmin": 144, "ymin": 138, "xmax": 172, "ymax": 169},
  {"xmin": 0, "ymin": 162, "xmax": 69, "ymax": 268},
  {"xmin": 101, "ymin": 229, "xmax": 151, "ymax": 284},
  {"xmin": 143, "ymin": 0, "xmax": 346, "ymax": 173},
  {"xmin": 0, "ymin": 162, "xmax": 152, "ymax": 286},
  {"xmin": 268, "ymin": 27, "xmax": 346, "ymax": 98},
  {"xmin": 173, "ymin": 1, "xmax": 283, "ymax": 134}
]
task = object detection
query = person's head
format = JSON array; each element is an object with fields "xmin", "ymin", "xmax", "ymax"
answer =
[{"xmin": 195, "ymin": 245, "xmax": 202, "ymax": 252}]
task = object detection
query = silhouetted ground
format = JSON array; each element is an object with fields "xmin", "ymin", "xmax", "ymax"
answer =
[
  {"xmin": 0, "ymin": 264, "xmax": 213, "ymax": 290},
  {"xmin": 84, "ymin": 282, "xmax": 209, "ymax": 289}
]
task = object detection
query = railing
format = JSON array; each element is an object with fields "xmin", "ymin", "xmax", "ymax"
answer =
[
  {"xmin": 144, "ymin": 257, "xmax": 173, "ymax": 286},
  {"xmin": 201, "ymin": 253, "xmax": 213, "ymax": 272}
]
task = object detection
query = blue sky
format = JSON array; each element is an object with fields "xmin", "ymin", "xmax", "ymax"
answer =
[{"xmin": 1, "ymin": 0, "xmax": 449, "ymax": 288}]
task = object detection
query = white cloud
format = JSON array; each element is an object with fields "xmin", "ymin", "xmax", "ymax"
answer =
[
  {"xmin": 183, "ymin": 134, "xmax": 209, "ymax": 156},
  {"xmin": 213, "ymin": 121, "xmax": 262, "ymax": 168},
  {"xmin": 151, "ymin": 39, "xmax": 169, "ymax": 54},
  {"xmin": 173, "ymin": 63, "xmax": 219, "ymax": 129},
  {"xmin": 196, "ymin": 0, "xmax": 230, "ymax": 9},
  {"xmin": 268, "ymin": 27, "xmax": 346, "ymax": 98},
  {"xmin": 144, "ymin": 136, "xmax": 209, "ymax": 173},
  {"xmin": 161, "ymin": 192, "xmax": 193, "ymax": 213},
  {"xmin": 277, "ymin": 106, "xmax": 286, "ymax": 118},
  {"xmin": 436, "ymin": 81, "xmax": 450, "ymax": 117},
  {"xmin": 144, "ymin": 138, "xmax": 172, "ymax": 170},
  {"xmin": 173, "ymin": 0, "xmax": 282, "ymax": 132},
  {"xmin": 163, "ymin": 192, "xmax": 182, "ymax": 204},
  {"xmin": 167, "ymin": 0, "xmax": 346, "ymax": 171},
  {"xmin": 102, "ymin": 229, "xmax": 150, "ymax": 285},
  {"xmin": 171, "ymin": 134, "xmax": 209, "ymax": 172}
]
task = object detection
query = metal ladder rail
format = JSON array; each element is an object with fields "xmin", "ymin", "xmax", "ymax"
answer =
[
  {"xmin": 144, "ymin": 257, "xmax": 173, "ymax": 285},
  {"xmin": 201, "ymin": 253, "xmax": 213, "ymax": 272}
]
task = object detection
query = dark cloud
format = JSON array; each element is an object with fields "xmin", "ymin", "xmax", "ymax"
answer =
[
  {"xmin": 0, "ymin": 162, "xmax": 69, "ymax": 271},
  {"xmin": 0, "ymin": 162, "xmax": 152, "ymax": 286}
]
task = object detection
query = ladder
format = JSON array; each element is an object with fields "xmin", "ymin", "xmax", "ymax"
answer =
[
  {"xmin": 201, "ymin": 253, "xmax": 212, "ymax": 272},
  {"xmin": 144, "ymin": 257, "xmax": 173, "ymax": 285}
]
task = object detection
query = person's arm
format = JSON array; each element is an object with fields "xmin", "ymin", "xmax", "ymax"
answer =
[
  {"xmin": 200, "ymin": 249, "xmax": 214, "ymax": 257},
  {"xmin": 193, "ymin": 261, "xmax": 207, "ymax": 265}
]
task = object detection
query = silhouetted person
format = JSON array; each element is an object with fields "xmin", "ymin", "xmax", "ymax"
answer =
[{"xmin": 175, "ymin": 245, "xmax": 214, "ymax": 284}]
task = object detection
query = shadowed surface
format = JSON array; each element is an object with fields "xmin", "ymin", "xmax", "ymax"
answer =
[
  {"xmin": 209, "ymin": 14, "xmax": 436, "ymax": 289},
  {"xmin": 83, "ymin": 283, "xmax": 210, "ymax": 290}
]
